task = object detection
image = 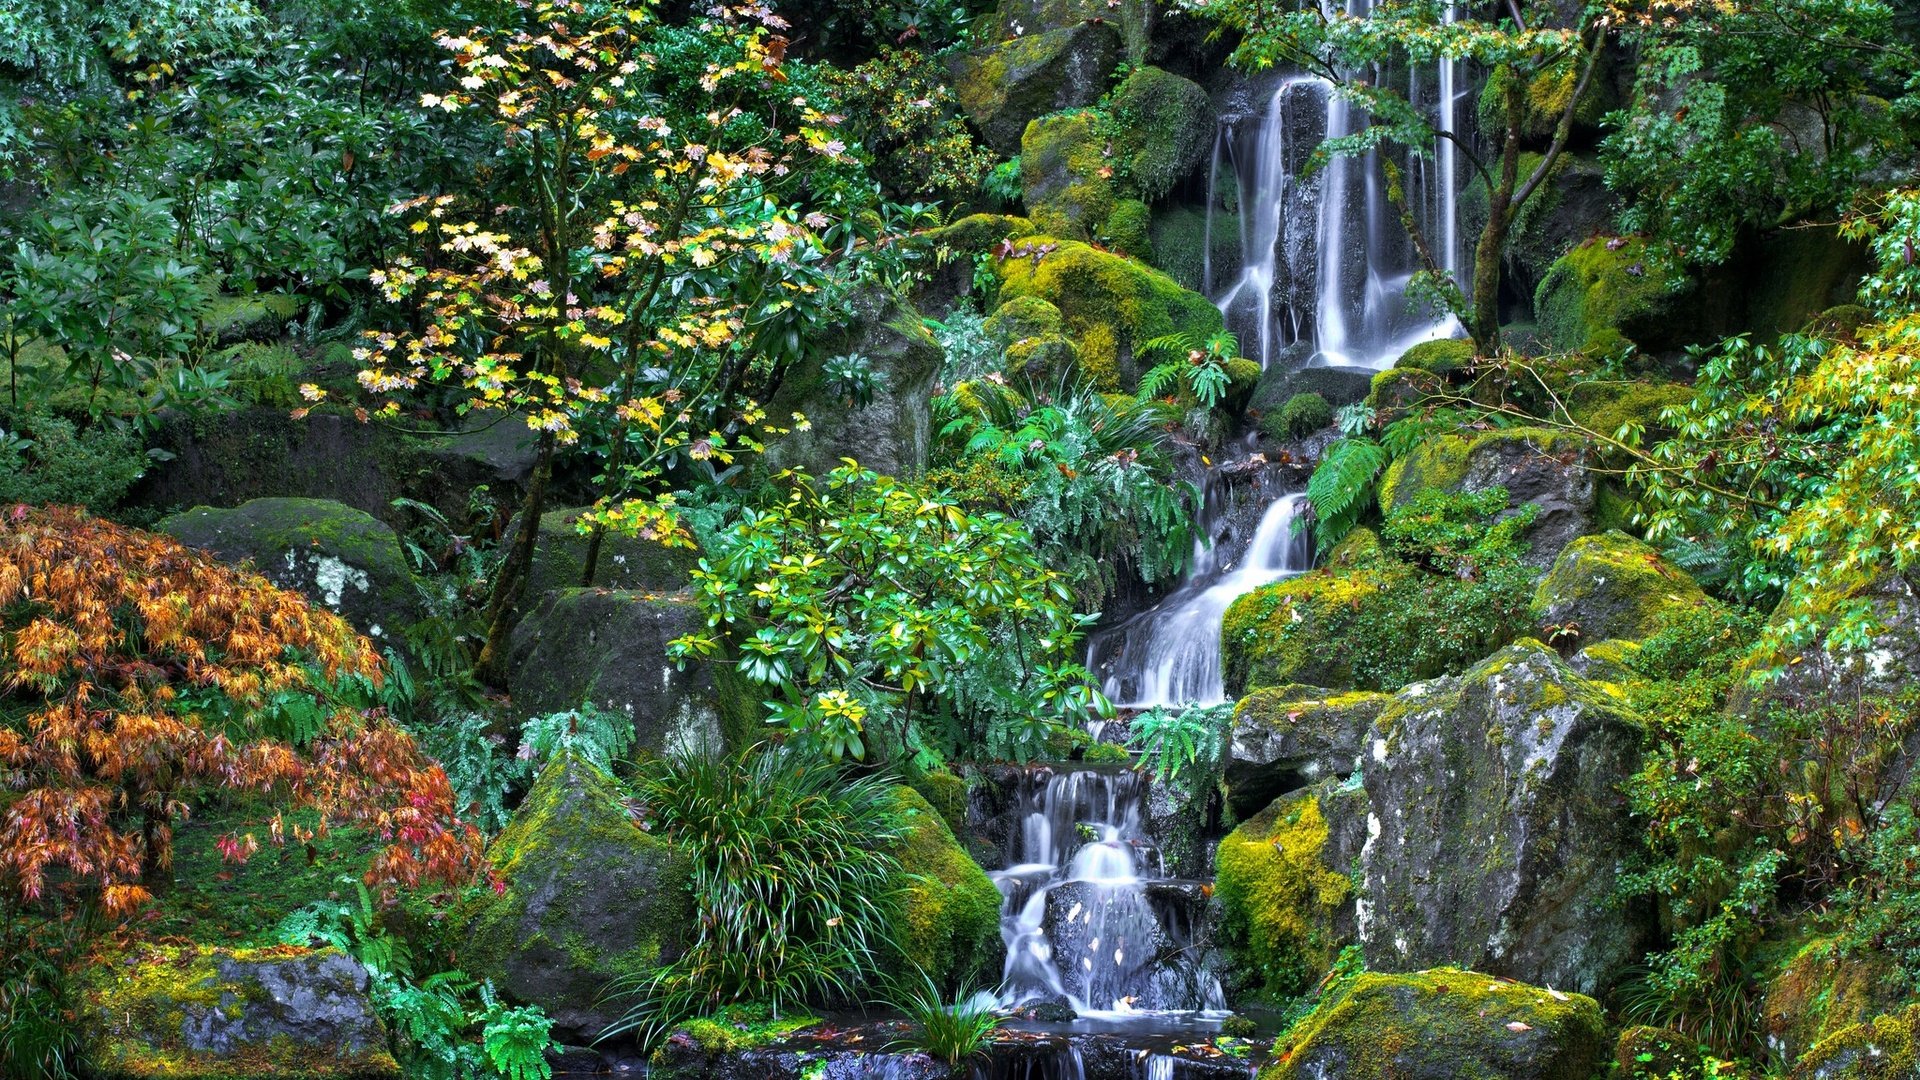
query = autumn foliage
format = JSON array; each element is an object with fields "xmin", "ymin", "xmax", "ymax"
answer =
[{"xmin": 0, "ymin": 505, "xmax": 487, "ymax": 919}]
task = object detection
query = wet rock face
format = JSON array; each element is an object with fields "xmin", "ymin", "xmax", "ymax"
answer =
[
  {"xmin": 83, "ymin": 944, "xmax": 398, "ymax": 1079},
  {"xmin": 507, "ymin": 588, "xmax": 736, "ymax": 756},
  {"xmin": 1359, "ymin": 642, "xmax": 1646, "ymax": 996},
  {"xmin": 462, "ymin": 754, "xmax": 692, "ymax": 1044},
  {"xmin": 1262, "ymin": 968, "xmax": 1608, "ymax": 1080},
  {"xmin": 1227, "ymin": 686, "xmax": 1388, "ymax": 815},
  {"xmin": 159, "ymin": 497, "xmax": 420, "ymax": 645},
  {"xmin": 952, "ymin": 22, "xmax": 1123, "ymax": 155},
  {"xmin": 1381, "ymin": 428, "xmax": 1595, "ymax": 567}
]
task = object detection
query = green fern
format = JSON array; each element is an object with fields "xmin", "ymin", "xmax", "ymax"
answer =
[
  {"xmin": 479, "ymin": 983, "xmax": 555, "ymax": 1080},
  {"xmin": 1305, "ymin": 437, "xmax": 1388, "ymax": 557}
]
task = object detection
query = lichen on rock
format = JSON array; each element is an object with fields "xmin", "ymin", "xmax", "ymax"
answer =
[{"xmin": 1532, "ymin": 530, "xmax": 1717, "ymax": 644}]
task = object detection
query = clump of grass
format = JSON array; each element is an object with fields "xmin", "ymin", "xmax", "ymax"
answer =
[{"xmin": 885, "ymin": 969, "xmax": 1002, "ymax": 1066}]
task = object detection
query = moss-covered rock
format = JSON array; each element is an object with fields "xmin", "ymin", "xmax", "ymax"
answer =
[
  {"xmin": 82, "ymin": 944, "xmax": 399, "ymax": 1080},
  {"xmin": 984, "ymin": 293, "xmax": 1065, "ymax": 345},
  {"xmin": 1731, "ymin": 571, "xmax": 1920, "ymax": 717},
  {"xmin": 1534, "ymin": 235, "xmax": 1694, "ymax": 356},
  {"xmin": 908, "ymin": 770, "xmax": 971, "ymax": 841},
  {"xmin": 1790, "ymin": 1003, "xmax": 1920, "ymax": 1079},
  {"xmin": 951, "ymin": 22, "xmax": 1123, "ymax": 154},
  {"xmin": 462, "ymin": 753, "xmax": 692, "ymax": 1042},
  {"xmin": 1394, "ymin": 338, "xmax": 1475, "ymax": 376},
  {"xmin": 1148, "ymin": 204, "xmax": 1214, "ymax": 293},
  {"xmin": 1261, "ymin": 968, "xmax": 1608, "ymax": 1080},
  {"xmin": 1227, "ymin": 686, "xmax": 1388, "ymax": 813},
  {"xmin": 1102, "ymin": 197, "xmax": 1154, "ymax": 260},
  {"xmin": 763, "ymin": 285, "xmax": 943, "ymax": 479},
  {"xmin": 1378, "ymin": 427, "xmax": 1594, "ymax": 565},
  {"xmin": 1365, "ymin": 365, "xmax": 1444, "ymax": 416},
  {"xmin": 1565, "ymin": 378, "xmax": 1693, "ymax": 441},
  {"xmin": 1532, "ymin": 530, "xmax": 1716, "ymax": 644},
  {"xmin": 1761, "ymin": 935, "xmax": 1908, "ymax": 1068},
  {"xmin": 1105, "ymin": 66, "xmax": 1212, "ymax": 201},
  {"xmin": 877, "ymin": 786, "xmax": 1003, "ymax": 989},
  {"xmin": 1220, "ymin": 562, "xmax": 1398, "ymax": 695},
  {"xmin": 1254, "ymin": 362, "xmax": 1375, "ymax": 413},
  {"xmin": 1361, "ymin": 641, "xmax": 1645, "ymax": 995},
  {"xmin": 1264, "ymin": 392, "xmax": 1333, "ymax": 440},
  {"xmin": 993, "ymin": 236, "xmax": 1223, "ymax": 390},
  {"xmin": 507, "ymin": 588, "xmax": 750, "ymax": 755},
  {"xmin": 515, "ymin": 505, "xmax": 700, "ymax": 601},
  {"xmin": 1614, "ymin": 1025, "xmax": 1701, "ymax": 1078},
  {"xmin": 1021, "ymin": 110, "xmax": 1117, "ymax": 241},
  {"xmin": 1216, "ymin": 781, "xmax": 1367, "ymax": 1001},
  {"xmin": 160, "ymin": 497, "xmax": 421, "ymax": 646}
]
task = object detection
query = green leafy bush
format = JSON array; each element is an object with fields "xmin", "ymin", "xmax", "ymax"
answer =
[
  {"xmin": 1128, "ymin": 702, "xmax": 1234, "ymax": 795},
  {"xmin": 0, "ymin": 409, "xmax": 147, "ymax": 512},
  {"xmin": 1304, "ymin": 438, "xmax": 1388, "ymax": 557},
  {"xmin": 615, "ymin": 747, "xmax": 903, "ymax": 1042},
  {"xmin": 885, "ymin": 968, "xmax": 1001, "ymax": 1065},
  {"xmin": 1266, "ymin": 392, "xmax": 1334, "ymax": 440}
]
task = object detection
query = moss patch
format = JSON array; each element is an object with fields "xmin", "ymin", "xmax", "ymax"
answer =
[
  {"xmin": 1216, "ymin": 788, "xmax": 1352, "ymax": 1000},
  {"xmin": 679, "ymin": 1002, "xmax": 820, "ymax": 1054},
  {"xmin": 1221, "ymin": 563, "xmax": 1398, "ymax": 694},
  {"xmin": 878, "ymin": 786, "xmax": 1003, "ymax": 989},
  {"xmin": 1760, "ymin": 934, "xmax": 1907, "ymax": 1068},
  {"xmin": 1533, "ymin": 235, "xmax": 1692, "ymax": 355},
  {"xmin": 1394, "ymin": 338, "xmax": 1475, "ymax": 376},
  {"xmin": 1531, "ymin": 530, "xmax": 1715, "ymax": 643},
  {"xmin": 1791, "ymin": 1003, "xmax": 1920, "ymax": 1079},
  {"xmin": 1377, "ymin": 426, "xmax": 1585, "ymax": 513}
]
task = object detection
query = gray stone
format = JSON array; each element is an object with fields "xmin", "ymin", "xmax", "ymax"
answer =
[
  {"xmin": 160, "ymin": 497, "xmax": 421, "ymax": 645},
  {"xmin": 508, "ymin": 505, "xmax": 700, "ymax": 602},
  {"xmin": 83, "ymin": 945, "xmax": 397, "ymax": 1078},
  {"xmin": 1227, "ymin": 686, "xmax": 1389, "ymax": 816},
  {"xmin": 763, "ymin": 286, "xmax": 942, "ymax": 479},
  {"xmin": 1360, "ymin": 641, "xmax": 1646, "ymax": 995},
  {"xmin": 1252, "ymin": 362, "xmax": 1374, "ymax": 413},
  {"xmin": 952, "ymin": 20, "xmax": 1124, "ymax": 155}
]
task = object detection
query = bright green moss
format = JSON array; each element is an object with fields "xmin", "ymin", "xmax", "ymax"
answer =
[
  {"xmin": 994, "ymin": 236, "xmax": 1224, "ymax": 391},
  {"xmin": 1325, "ymin": 526, "xmax": 1383, "ymax": 567},
  {"xmin": 1394, "ymin": 338, "xmax": 1474, "ymax": 375},
  {"xmin": 1105, "ymin": 66, "xmax": 1211, "ymax": 200},
  {"xmin": 1022, "ymin": 111, "xmax": 1118, "ymax": 240},
  {"xmin": 1366, "ymin": 366, "xmax": 1440, "ymax": 415},
  {"xmin": 908, "ymin": 770, "xmax": 971, "ymax": 840},
  {"xmin": 1102, "ymin": 198, "xmax": 1153, "ymax": 260},
  {"xmin": 1793, "ymin": 1003, "xmax": 1920, "ymax": 1079},
  {"xmin": 878, "ymin": 787, "xmax": 1003, "ymax": 989},
  {"xmin": 679, "ymin": 1003, "xmax": 820, "ymax": 1053},
  {"xmin": 920, "ymin": 213, "xmax": 1037, "ymax": 258},
  {"xmin": 1377, "ymin": 427, "xmax": 1586, "ymax": 513},
  {"xmin": 984, "ymin": 294, "xmax": 1065, "ymax": 345},
  {"xmin": 1265, "ymin": 392, "xmax": 1333, "ymax": 440},
  {"xmin": 1262, "ymin": 968, "xmax": 1607, "ymax": 1080},
  {"xmin": 1533, "ymin": 235, "xmax": 1690, "ymax": 355},
  {"xmin": 1760, "ymin": 934, "xmax": 1906, "ymax": 1067},
  {"xmin": 1216, "ymin": 790, "xmax": 1352, "ymax": 1001},
  {"xmin": 1565, "ymin": 379, "xmax": 1692, "ymax": 441},
  {"xmin": 1220, "ymin": 563, "xmax": 1398, "ymax": 694},
  {"xmin": 1531, "ymin": 530, "xmax": 1715, "ymax": 642}
]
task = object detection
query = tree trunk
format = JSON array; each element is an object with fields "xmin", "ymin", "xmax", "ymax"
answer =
[
  {"xmin": 474, "ymin": 429, "xmax": 557, "ymax": 684},
  {"xmin": 1472, "ymin": 202, "xmax": 1511, "ymax": 351}
]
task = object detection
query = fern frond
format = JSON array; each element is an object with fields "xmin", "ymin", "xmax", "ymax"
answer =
[{"xmin": 1306, "ymin": 438, "xmax": 1388, "ymax": 556}]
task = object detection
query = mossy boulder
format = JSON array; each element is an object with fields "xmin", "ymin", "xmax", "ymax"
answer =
[
  {"xmin": 1731, "ymin": 571, "xmax": 1920, "ymax": 718},
  {"xmin": 1761, "ymin": 935, "xmax": 1908, "ymax": 1068},
  {"xmin": 1614, "ymin": 1025, "xmax": 1699, "ymax": 1078},
  {"xmin": 1565, "ymin": 378, "xmax": 1693, "ymax": 441},
  {"xmin": 82, "ymin": 944, "xmax": 398, "ymax": 1080},
  {"xmin": 1378, "ymin": 427, "xmax": 1595, "ymax": 565},
  {"xmin": 1361, "ymin": 641, "xmax": 1645, "ymax": 995},
  {"xmin": 877, "ymin": 786, "xmax": 1003, "ymax": 989},
  {"xmin": 763, "ymin": 285, "xmax": 943, "ymax": 479},
  {"xmin": 1105, "ymin": 66, "xmax": 1212, "ymax": 201},
  {"xmin": 1254, "ymin": 362, "xmax": 1375, "ymax": 412},
  {"xmin": 1394, "ymin": 337, "xmax": 1475, "ymax": 376},
  {"xmin": 1264, "ymin": 391, "xmax": 1333, "ymax": 440},
  {"xmin": 1534, "ymin": 235, "xmax": 1695, "ymax": 356},
  {"xmin": 462, "ymin": 753, "xmax": 692, "ymax": 1042},
  {"xmin": 514, "ymin": 505, "xmax": 700, "ymax": 601},
  {"xmin": 1227, "ymin": 686, "xmax": 1389, "ymax": 814},
  {"xmin": 993, "ymin": 236, "xmax": 1223, "ymax": 390},
  {"xmin": 1101, "ymin": 197, "xmax": 1154, "ymax": 260},
  {"xmin": 1366, "ymin": 365, "xmax": 1444, "ymax": 415},
  {"xmin": 1148, "ymin": 203, "xmax": 1219, "ymax": 293},
  {"xmin": 1532, "ymin": 530, "xmax": 1716, "ymax": 644},
  {"xmin": 1216, "ymin": 780, "xmax": 1367, "ymax": 1001},
  {"xmin": 160, "ymin": 497, "xmax": 420, "ymax": 645},
  {"xmin": 507, "ymin": 588, "xmax": 752, "ymax": 755},
  {"xmin": 1220, "ymin": 563, "xmax": 1398, "ymax": 695},
  {"xmin": 1790, "ymin": 1003, "xmax": 1920, "ymax": 1079},
  {"xmin": 1261, "ymin": 968, "xmax": 1608, "ymax": 1080},
  {"xmin": 1021, "ymin": 110, "xmax": 1117, "ymax": 241},
  {"xmin": 951, "ymin": 22, "xmax": 1122, "ymax": 154},
  {"xmin": 984, "ymin": 293, "xmax": 1065, "ymax": 344}
]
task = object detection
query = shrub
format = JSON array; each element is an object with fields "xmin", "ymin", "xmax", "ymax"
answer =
[
  {"xmin": 614, "ymin": 747, "xmax": 904, "ymax": 1042},
  {"xmin": 1267, "ymin": 392, "xmax": 1334, "ymax": 440},
  {"xmin": 0, "ymin": 409, "xmax": 147, "ymax": 512}
]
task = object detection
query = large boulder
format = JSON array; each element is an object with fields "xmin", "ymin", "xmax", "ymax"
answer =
[
  {"xmin": 1360, "ymin": 641, "xmax": 1645, "ymax": 995},
  {"xmin": 763, "ymin": 286, "xmax": 943, "ymax": 479},
  {"xmin": 160, "ymin": 497, "xmax": 420, "ymax": 645},
  {"xmin": 1105, "ymin": 67, "xmax": 1212, "ymax": 202},
  {"xmin": 1790, "ymin": 1003, "xmax": 1920, "ymax": 1079},
  {"xmin": 1532, "ymin": 530, "xmax": 1717, "ymax": 644},
  {"xmin": 1215, "ymin": 780, "xmax": 1368, "ymax": 1001},
  {"xmin": 952, "ymin": 20, "xmax": 1122, "ymax": 155},
  {"xmin": 1227, "ymin": 686, "xmax": 1388, "ymax": 815},
  {"xmin": 1261, "ymin": 968, "xmax": 1608, "ymax": 1080},
  {"xmin": 463, "ymin": 753, "xmax": 692, "ymax": 1042},
  {"xmin": 82, "ymin": 944, "xmax": 398, "ymax": 1079},
  {"xmin": 1733, "ymin": 571, "xmax": 1920, "ymax": 718},
  {"xmin": 1761, "ymin": 935, "xmax": 1909, "ymax": 1069},
  {"xmin": 513, "ymin": 505, "xmax": 700, "ymax": 601},
  {"xmin": 877, "ymin": 786, "xmax": 1004, "ymax": 990},
  {"xmin": 993, "ymin": 236, "xmax": 1224, "ymax": 390},
  {"xmin": 1379, "ymin": 428, "xmax": 1595, "ymax": 566},
  {"xmin": 508, "ymin": 588, "xmax": 751, "ymax": 755},
  {"xmin": 1534, "ymin": 235, "xmax": 1696, "ymax": 357},
  {"xmin": 1220, "ymin": 564, "xmax": 1398, "ymax": 695}
]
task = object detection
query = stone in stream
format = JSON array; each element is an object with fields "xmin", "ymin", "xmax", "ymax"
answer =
[
  {"xmin": 1359, "ymin": 641, "xmax": 1647, "ymax": 996},
  {"xmin": 1260, "ymin": 968, "xmax": 1608, "ymax": 1080},
  {"xmin": 81, "ymin": 944, "xmax": 398, "ymax": 1079}
]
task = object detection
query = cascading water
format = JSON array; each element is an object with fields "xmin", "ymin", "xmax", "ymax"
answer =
[
  {"xmin": 991, "ymin": 768, "xmax": 1224, "ymax": 1017},
  {"xmin": 1208, "ymin": 0, "xmax": 1471, "ymax": 370},
  {"xmin": 1094, "ymin": 492, "xmax": 1311, "ymax": 709}
]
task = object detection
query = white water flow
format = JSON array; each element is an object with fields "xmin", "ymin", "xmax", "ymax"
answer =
[
  {"xmin": 992, "ymin": 769, "xmax": 1225, "ymax": 1018},
  {"xmin": 1210, "ymin": 0, "xmax": 1469, "ymax": 370},
  {"xmin": 1098, "ymin": 493, "xmax": 1311, "ymax": 709}
]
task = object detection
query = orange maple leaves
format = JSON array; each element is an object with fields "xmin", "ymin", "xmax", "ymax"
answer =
[{"xmin": 0, "ymin": 506, "xmax": 488, "ymax": 919}]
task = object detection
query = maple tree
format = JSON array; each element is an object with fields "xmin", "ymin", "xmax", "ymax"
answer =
[
  {"xmin": 312, "ymin": 0, "xmax": 860, "ymax": 680},
  {"xmin": 0, "ymin": 506, "xmax": 487, "ymax": 920}
]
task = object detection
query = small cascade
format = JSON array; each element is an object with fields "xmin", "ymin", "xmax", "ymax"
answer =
[
  {"xmin": 1094, "ymin": 493, "xmax": 1312, "ymax": 709},
  {"xmin": 1206, "ymin": 0, "xmax": 1471, "ymax": 371},
  {"xmin": 991, "ymin": 768, "xmax": 1224, "ymax": 1017}
]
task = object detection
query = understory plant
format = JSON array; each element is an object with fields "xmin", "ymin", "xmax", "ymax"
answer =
[
  {"xmin": 612, "ymin": 747, "xmax": 904, "ymax": 1045},
  {"xmin": 1128, "ymin": 702, "xmax": 1235, "ymax": 798},
  {"xmin": 884, "ymin": 967, "xmax": 1001, "ymax": 1066}
]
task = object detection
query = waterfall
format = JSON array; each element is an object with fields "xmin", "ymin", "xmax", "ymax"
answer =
[
  {"xmin": 1206, "ymin": 0, "xmax": 1470, "ymax": 371},
  {"xmin": 1095, "ymin": 493, "xmax": 1311, "ymax": 708},
  {"xmin": 991, "ymin": 769, "xmax": 1224, "ymax": 1016}
]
